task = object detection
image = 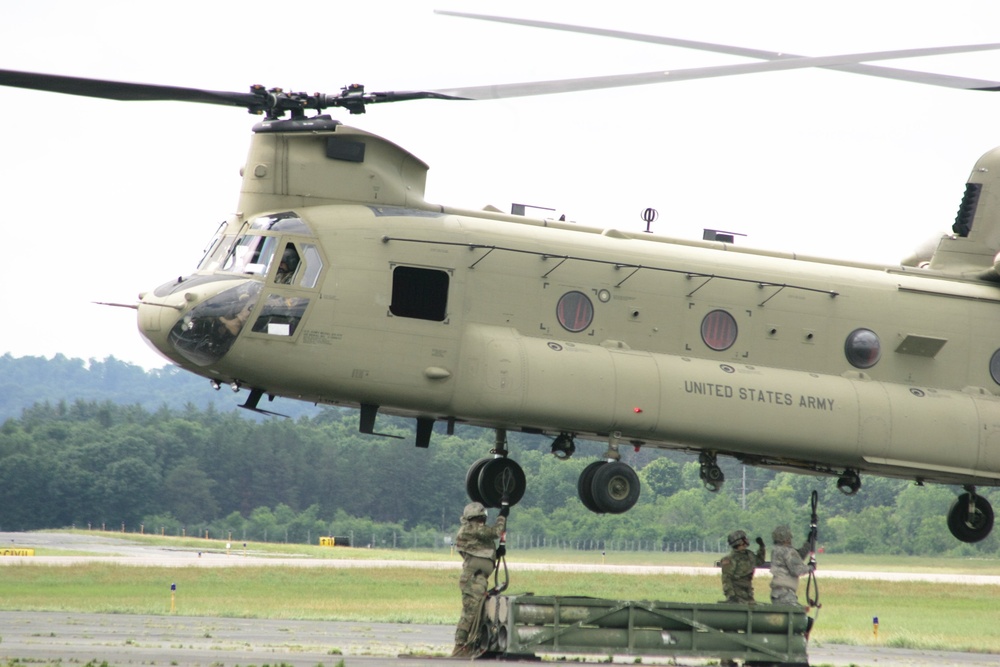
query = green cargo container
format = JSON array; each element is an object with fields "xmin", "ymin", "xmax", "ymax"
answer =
[{"xmin": 477, "ymin": 594, "xmax": 809, "ymax": 665}]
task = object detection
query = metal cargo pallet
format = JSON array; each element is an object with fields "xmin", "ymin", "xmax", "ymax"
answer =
[{"xmin": 479, "ymin": 594, "xmax": 809, "ymax": 665}]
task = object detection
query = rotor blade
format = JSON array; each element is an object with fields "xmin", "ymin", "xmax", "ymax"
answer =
[
  {"xmin": 0, "ymin": 69, "xmax": 258, "ymax": 107},
  {"xmin": 94, "ymin": 301, "xmax": 139, "ymax": 310},
  {"xmin": 436, "ymin": 11, "xmax": 1000, "ymax": 91},
  {"xmin": 427, "ymin": 44, "xmax": 1000, "ymax": 100}
]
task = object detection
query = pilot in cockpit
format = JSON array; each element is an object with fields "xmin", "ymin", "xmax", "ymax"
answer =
[{"xmin": 275, "ymin": 245, "xmax": 300, "ymax": 284}]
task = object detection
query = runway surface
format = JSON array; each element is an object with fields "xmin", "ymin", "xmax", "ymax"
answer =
[
  {"xmin": 1, "ymin": 532, "xmax": 999, "ymax": 666},
  {"xmin": 4, "ymin": 531, "xmax": 1000, "ymax": 584},
  {"xmin": 2, "ymin": 610, "xmax": 1000, "ymax": 667}
]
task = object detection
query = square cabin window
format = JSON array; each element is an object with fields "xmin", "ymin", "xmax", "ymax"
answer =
[{"xmin": 390, "ymin": 266, "xmax": 449, "ymax": 321}]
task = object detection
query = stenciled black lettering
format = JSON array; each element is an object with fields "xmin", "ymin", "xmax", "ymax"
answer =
[
  {"xmin": 799, "ymin": 395, "xmax": 835, "ymax": 410},
  {"xmin": 684, "ymin": 381, "xmax": 733, "ymax": 399},
  {"xmin": 684, "ymin": 381, "xmax": 706, "ymax": 394}
]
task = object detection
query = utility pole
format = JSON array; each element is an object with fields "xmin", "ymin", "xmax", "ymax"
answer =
[{"xmin": 741, "ymin": 467, "xmax": 747, "ymax": 510}]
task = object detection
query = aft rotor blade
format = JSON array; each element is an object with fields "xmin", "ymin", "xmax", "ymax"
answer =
[
  {"xmin": 427, "ymin": 43, "xmax": 1000, "ymax": 100},
  {"xmin": 436, "ymin": 11, "xmax": 1000, "ymax": 91},
  {"xmin": 0, "ymin": 69, "xmax": 258, "ymax": 106}
]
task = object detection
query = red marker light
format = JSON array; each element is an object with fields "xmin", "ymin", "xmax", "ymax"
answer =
[{"xmin": 633, "ymin": 407, "xmax": 643, "ymax": 413}]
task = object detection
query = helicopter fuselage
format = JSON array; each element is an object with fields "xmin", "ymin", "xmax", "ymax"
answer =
[{"xmin": 137, "ymin": 117, "xmax": 1000, "ymax": 541}]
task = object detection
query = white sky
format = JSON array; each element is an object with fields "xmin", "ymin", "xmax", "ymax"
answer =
[{"xmin": 2, "ymin": 0, "xmax": 999, "ymax": 369}]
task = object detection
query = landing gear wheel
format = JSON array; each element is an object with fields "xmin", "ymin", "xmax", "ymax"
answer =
[
  {"xmin": 477, "ymin": 457, "xmax": 526, "ymax": 508},
  {"xmin": 947, "ymin": 492, "xmax": 994, "ymax": 543},
  {"xmin": 577, "ymin": 460, "xmax": 606, "ymax": 513},
  {"xmin": 590, "ymin": 461, "xmax": 640, "ymax": 514},
  {"xmin": 465, "ymin": 458, "xmax": 491, "ymax": 504}
]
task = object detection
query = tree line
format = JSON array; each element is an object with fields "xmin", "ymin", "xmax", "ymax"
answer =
[
  {"xmin": 0, "ymin": 353, "xmax": 322, "ymax": 423},
  {"xmin": 1, "ymin": 396, "xmax": 997, "ymax": 557}
]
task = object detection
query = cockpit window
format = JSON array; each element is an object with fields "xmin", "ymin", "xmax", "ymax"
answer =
[
  {"xmin": 270, "ymin": 242, "xmax": 324, "ymax": 288},
  {"xmin": 250, "ymin": 212, "xmax": 313, "ymax": 236},
  {"xmin": 275, "ymin": 245, "xmax": 300, "ymax": 284},
  {"xmin": 168, "ymin": 281, "xmax": 261, "ymax": 367},
  {"xmin": 199, "ymin": 234, "xmax": 236, "ymax": 271},
  {"xmin": 197, "ymin": 221, "xmax": 231, "ymax": 271},
  {"xmin": 252, "ymin": 294, "xmax": 310, "ymax": 337},
  {"xmin": 300, "ymin": 244, "xmax": 323, "ymax": 288},
  {"xmin": 222, "ymin": 234, "xmax": 278, "ymax": 276}
]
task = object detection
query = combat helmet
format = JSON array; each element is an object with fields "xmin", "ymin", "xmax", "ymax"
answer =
[
  {"xmin": 727, "ymin": 530, "xmax": 748, "ymax": 547},
  {"xmin": 772, "ymin": 525, "xmax": 793, "ymax": 545},
  {"xmin": 462, "ymin": 501, "xmax": 488, "ymax": 522}
]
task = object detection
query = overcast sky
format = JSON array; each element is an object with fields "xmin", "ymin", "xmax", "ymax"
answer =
[{"xmin": 3, "ymin": 0, "xmax": 1000, "ymax": 369}]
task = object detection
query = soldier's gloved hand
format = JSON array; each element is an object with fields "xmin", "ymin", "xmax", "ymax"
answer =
[
  {"xmin": 496, "ymin": 545, "xmax": 506, "ymax": 559},
  {"xmin": 498, "ymin": 504, "xmax": 510, "ymax": 518},
  {"xmin": 755, "ymin": 536, "xmax": 765, "ymax": 548}
]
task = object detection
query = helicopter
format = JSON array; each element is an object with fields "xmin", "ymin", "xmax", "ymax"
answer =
[{"xmin": 4, "ymin": 10, "xmax": 1000, "ymax": 543}]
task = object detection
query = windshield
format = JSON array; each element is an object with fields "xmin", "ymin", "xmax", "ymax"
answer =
[
  {"xmin": 221, "ymin": 234, "xmax": 279, "ymax": 277},
  {"xmin": 250, "ymin": 212, "xmax": 313, "ymax": 235}
]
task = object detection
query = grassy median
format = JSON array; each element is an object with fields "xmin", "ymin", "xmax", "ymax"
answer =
[{"xmin": 1, "ymin": 550, "xmax": 998, "ymax": 654}]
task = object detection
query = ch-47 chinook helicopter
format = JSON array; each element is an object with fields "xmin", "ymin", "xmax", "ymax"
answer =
[{"xmin": 5, "ymin": 12, "xmax": 1000, "ymax": 544}]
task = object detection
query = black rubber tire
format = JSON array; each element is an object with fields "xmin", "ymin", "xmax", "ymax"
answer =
[
  {"xmin": 590, "ymin": 461, "xmax": 641, "ymax": 514},
  {"xmin": 465, "ymin": 458, "xmax": 491, "ymax": 504},
  {"xmin": 577, "ymin": 460, "xmax": 607, "ymax": 513},
  {"xmin": 477, "ymin": 457, "xmax": 526, "ymax": 508},
  {"xmin": 947, "ymin": 492, "xmax": 994, "ymax": 543}
]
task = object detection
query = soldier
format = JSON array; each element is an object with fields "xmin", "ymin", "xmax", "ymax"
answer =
[
  {"xmin": 719, "ymin": 529, "xmax": 766, "ymax": 603},
  {"xmin": 275, "ymin": 245, "xmax": 300, "ymax": 284},
  {"xmin": 452, "ymin": 500, "xmax": 508, "ymax": 657},
  {"xmin": 769, "ymin": 524, "xmax": 812, "ymax": 606}
]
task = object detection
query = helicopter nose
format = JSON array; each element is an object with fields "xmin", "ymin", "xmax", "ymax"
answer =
[{"xmin": 138, "ymin": 279, "xmax": 262, "ymax": 367}]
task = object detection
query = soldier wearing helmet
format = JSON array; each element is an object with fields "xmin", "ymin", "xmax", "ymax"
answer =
[
  {"xmin": 719, "ymin": 529, "xmax": 766, "ymax": 604},
  {"xmin": 769, "ymin": 524, "xmax": 812, "ymax": 606},
  {"xmin": 275, "ymin": 245, "xmax": 300, "ymax": 284},
  {"xmin": 452, "ymin": 500, "xmax": 508, "ymax": 657}
]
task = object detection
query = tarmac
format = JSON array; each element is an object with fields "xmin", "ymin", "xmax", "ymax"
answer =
[{"xmin": 2, "ymin": 610, "xmax": 1000, "ymax": 667}]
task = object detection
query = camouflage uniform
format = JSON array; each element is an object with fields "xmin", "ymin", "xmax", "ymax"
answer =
[
  {"xmin": 769, "ymin": 525, "xmax": 812, "ymax": 606},
  {"xmin": 720, "ymin": 530, "xmax": 766, "ymax": 603},
  {"xmin": 453, "ymin": 502, "xmax": 507, "ymax": 654}
]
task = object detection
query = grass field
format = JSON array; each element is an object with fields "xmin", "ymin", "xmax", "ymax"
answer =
[{"xmin": 2, "ymin": 532, "xmax": 999, "ymax": 655}]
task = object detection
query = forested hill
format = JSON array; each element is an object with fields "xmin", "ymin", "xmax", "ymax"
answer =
[{"xmin": 0, "ymin": 354, "xmax": 321, "ymax": 422}]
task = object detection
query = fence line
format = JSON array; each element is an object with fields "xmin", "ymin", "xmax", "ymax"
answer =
[{"xmin": 79, "ymin": 523, "xmax": 726, "ymax": 553}]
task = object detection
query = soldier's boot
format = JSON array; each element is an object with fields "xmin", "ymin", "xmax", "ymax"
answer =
[{"xmin": 451, "ymin": 630, "xmax": 470, "ymax": 658}]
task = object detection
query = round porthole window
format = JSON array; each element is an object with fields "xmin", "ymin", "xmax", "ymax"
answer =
[
  {"xmin": 701, "ymin": 309, "xmax": 738, "ymax": 351},
  {"xmin": 845, "ymin": 328, "xmax": 881, "ymax": 369},
  {"xmin": 990, "ymin": 349, "xmax": 1000, "ymax": 385},
  {"xmin": 556, "ymin": 291, "xmax": 594, "ymax": 333}
]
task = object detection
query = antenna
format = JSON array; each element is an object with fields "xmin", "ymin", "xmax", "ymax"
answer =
[{"xmin": 641, "ymin": 207, "xmax": 658, "ymax": 233}]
